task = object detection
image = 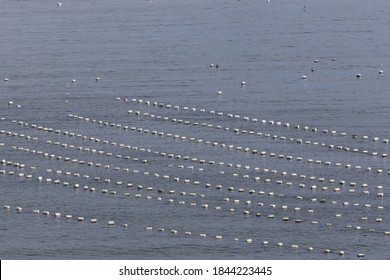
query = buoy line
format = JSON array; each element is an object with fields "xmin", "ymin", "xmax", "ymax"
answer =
[
  {"xmin": 125, "ymin": 106, "xmax": 388, "ymax": 159},
  {"xmin": 66, "ymin": 113, "xmax": 389, "ymax": 178},
  {"xmin": 2, "ymin": 123, "xmax": 385, "ymax": 200},
  {"xmin": 3, "ymin": 110, "xmax": 386, "ymax": 258},
  {"xmin": 2, "ymin": 203, "xmax": 374, "ymax": 259},
  {"xmin": 123, "ymin": 97, "xmax": 390, "ymax": 147},
  {"xmin": 8, "ymin": 117, "xmax": 389, "ymax": 180},
  {"xmin": 2, "ymin": 155, "xmax": 385, "ymax": 232}
]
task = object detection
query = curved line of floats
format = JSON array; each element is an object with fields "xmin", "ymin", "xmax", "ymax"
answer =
[
  {"xmin": 1, "ymin": 116, "xmax": 387, "ymax": 194},
  {"xmin": 2, "ymin": 1, "xmax": 389, "ymax": 257},
  {"xmin": 3, "ymin": 202, "xmax": 388, "ymax": 259},
  {"xmin": 1, "ymin": 93, "xmax": 389, "ymax": 259},
  {"xmin": 65, "ymin": 111, "xmax": 390, "ymax": 177},
  {"xmin": 122, "ymin": 97, "xmax": 389, "ymax": 146}
]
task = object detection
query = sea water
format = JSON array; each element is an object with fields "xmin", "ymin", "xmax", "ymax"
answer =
[{"xmin": 0, "ymin": 0, "xmax": 389, "ymax": 259}]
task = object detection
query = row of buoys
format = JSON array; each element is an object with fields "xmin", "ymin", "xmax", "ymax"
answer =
[
  {"xmin": 3, "ymin": 156, "xmax": 385, "ymax": 216},
  {"xmin": 40, "ymin": 138, "xmax": 381, "ymax": 193},
  {"xmin": 3, "ymin": 203, "xmax": 372, "ymax": 258},
  {"xmin": 2, "ymin": 155, "xmax": 385, "ymax": 233},
  {"xmin": 1, "ymin": 180, "xmax": 385, "ymax": 225},
  {"xmin": 126, "ymin": 105, "xmax": 389, "ymax": 159},
  {"xmin": 0, "ymin": 155, "xmax": 384, "ymax": 258},
  {"xmin": 65, "ymin": 110, "xmax": 380, "ymax": 174},
  {"xmin": 22, "ymin": 120, "xmax": 387, "ymax": 187},
  {"xmin": 2, "ymin": 158, "xmax": 383, "ymax": 225},
  {"xmin": 5, "ymin": 118, "xmax": 386, "ymax": 197},
  {"xmin": 66, "ymin": 113, "xmax": 389, "ymax": 179},
  {"xmin": 3, "ymin": 204, "xmax": 121, "ymax": 226},
  {"xmin": 39, "ymin": 140, "xmax": 385, "ymax": 197},
  {"xmin": 1, "ymin": 30, "xmax": 388, "ymax": 260},
  {"xmin": 120, "ymin": 108, "xmax": 389, "ymax": 173},
  {"xmin": 1, "ymin": 155, "xmax": 207, "ymax": 199},
  {"xmin": 3, "ymin": 109, "xmax": 386, "ymax": 260},
  {"xmin": 123, "ymin": 97, "xmax": 390, "ymax": 146},
  {"xmin": 1, "ymin": 137, "xmax": 385, "ymax": 207}
]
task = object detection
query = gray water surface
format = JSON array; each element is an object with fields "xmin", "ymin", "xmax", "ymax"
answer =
[{"xmin": 0, "ymin": 0, "xmax": 389, "ymax": 259}]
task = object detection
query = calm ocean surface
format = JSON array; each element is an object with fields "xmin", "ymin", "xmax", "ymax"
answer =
[{"xmin": 0, "ymin": 0, "xmax": 389, "ymax": 259}]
